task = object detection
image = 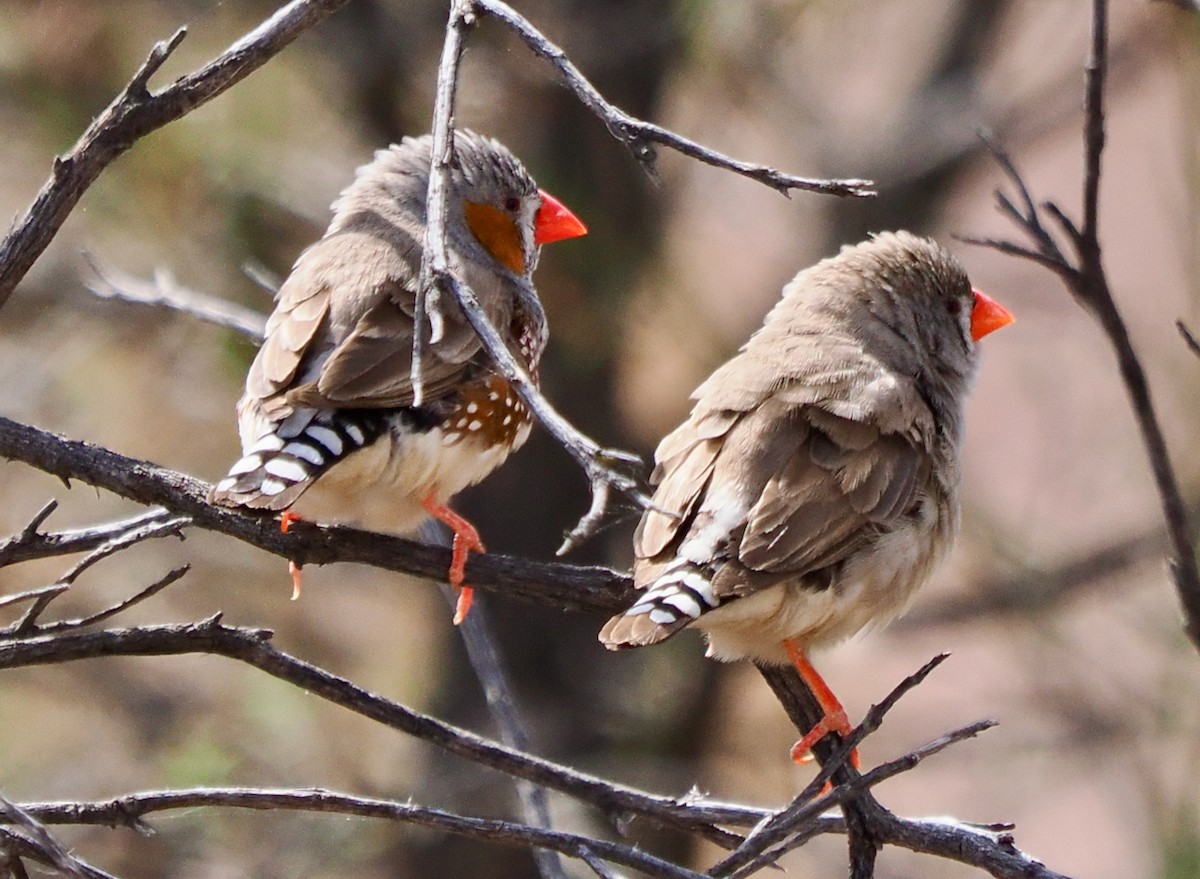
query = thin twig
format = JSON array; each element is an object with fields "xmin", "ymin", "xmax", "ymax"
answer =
[
  {"xmin": 0, "ymin": 618, "xmax": 763, "ymax": 844},
  {"xmin": 723, "ymin": 721, "xmax": 1024, "ymax": 879},
  {"xmin": 0, "ymin": 585, "xmax": 69, "ymax": 614},
  {"xmin": 55, "ymin": 517, "xmax": 189, "ymax": 588},
  {"xmin": 22, "ymin": 787, "xmax": 706, "ymax": 879},
  {"xmin": 0, "ymin": 507, "xmax": 174, "ymax": 569},
  {"xmin": 722, "ymin": 720, "xmax": 997, "ymax": 879},
  {"xmin": 0, "ymin": 414, "xmax": 638, "ymax": 615},
  {"xmin": 420, "ymin": 2, "xmax": 650, "ymax": 552},
  {"xmin": 36, "ymin": 566, "xmax": 191, "ymax": 634},
  {"xmin": 1177, "ymin": 320, "xmax": 1200, "ymax": 358},
  {"xmin": 474, "ymin": 0, "xmax": 874, "ymax": 198},
  {"xmin": 428, "ymin": 513, "xmax": 568, "ymax": 879},
  {"xmin": 579, "ymin": 846, "xmax": 623, "ymax": 879},
  {"xmin": 718, "ymin": 656, "xmax": 950, "ymax": 877},
  {"xmin": 413, "ymin": 0, "xmax": 473, "ymax": 409},
  {"xmin": 4, "ymin": 517, "xmax": 189, "ymax": 635},
  {"xmin": 0, "ymin": 793, "xmax": 104, "ymax": 879},
  {"xmin": 83, "ymin": 253, "xmax": 268, "ymax": 339},
  {"xmin": 969, "ymin": 0, "xmax": 1200, "ymax": 652},
  {"xmin": 0, "ymin": 829, "xmax": 119, "ymax": 879}
]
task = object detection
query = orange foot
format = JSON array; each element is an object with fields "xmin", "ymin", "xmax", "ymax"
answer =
[
  {"xmin": 784, "ymin": 638, "xmax": 861, "ymax": 773},
  {"xmin": 280, "ymin": 512, "xmax": 303, "ymax": 601},
  {"xmin": 422, "ymin": 495, "xmax": 485, "ymax": 625}
]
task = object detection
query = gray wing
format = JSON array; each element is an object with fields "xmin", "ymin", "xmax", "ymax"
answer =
[
  {"xmin": 245, "ymin": 222, "xmax": 491, "ymax": 421},
  {"xmin": 632, "ymin": 340, "xmax": 936, "ymax": 598}
]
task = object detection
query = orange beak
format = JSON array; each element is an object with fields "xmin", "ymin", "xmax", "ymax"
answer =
[
  {"xmin": 970, "ymin": 289, "xmax": 1015, "ymax": 341},
  {"xmin": 534, "ymin": 189, "xmax": 588, "ymax": 245}
]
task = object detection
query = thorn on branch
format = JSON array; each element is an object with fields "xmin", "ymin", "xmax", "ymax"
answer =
[
  {"xmin": 127, "ymin": 27, "xmax": 188, "ymax": 98},
  {"xmin": 20, "ymin": 500, "xmax": 58, "ymax": 541}
]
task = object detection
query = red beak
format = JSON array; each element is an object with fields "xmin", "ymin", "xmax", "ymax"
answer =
[
  {"xmin": 534, "ymin": 189, "xmax": 588, "ymax": 245},
  {"xmin": 970, "ymin": 289, "xmax": 1015, "ymax": 341}
]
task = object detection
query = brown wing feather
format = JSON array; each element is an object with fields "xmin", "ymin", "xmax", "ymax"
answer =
[
  {"xmin": 739, "ymin": 408, "xmax": 928, "ymax": 577},
  {"xmin": 634, "ymin": 409, "xmax": 738, "ymax": 563},
  {"xmin": 293, "ymin": 285, "xmax": 484, "ymax": 410}
]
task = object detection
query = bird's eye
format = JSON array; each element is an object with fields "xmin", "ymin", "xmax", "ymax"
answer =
[
  {"xmin": 947, "ymin": 299, "xmax": 963, "ymax": 317},
  {"xmin": 504, "ymin": 196, "xmax": 520, "ymax": 213}
]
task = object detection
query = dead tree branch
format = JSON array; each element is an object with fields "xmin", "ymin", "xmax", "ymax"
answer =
[
  {"xmin": 965, "ymin": 0, "xmax": 1200, "ymax": 652},
  {"xmin": 0, "ymin": 616, "xmax": 761, "ymax": 847},
  {"xmin": 0, "ymin": 415, "xmax": 635, "ymax": 614},
  {"xmin": 0, "ymin": 0, "xmax": 354, "ymax": 313},
  {"xmin": 474, "ymin": 0, "xmax": 874, "ymax": 198},
  {"xmin": 83, "ymin": 254, "xmax": 268, "ymax": 340},
  {"xmin": 0, "ymin": 793, "xmax": 111, "ymax": 879},
  {"xmin": 0, "ymin": 505, "xmax": 177, "ymax": 569},
  {"xmin": 0, "ymin": 609, "xmax": 1067, "ymax": 878},
  {"xmin": 23, "ymin": 787, "xmax": 710, "ymax": 879}
]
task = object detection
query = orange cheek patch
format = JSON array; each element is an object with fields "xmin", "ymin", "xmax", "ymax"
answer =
[{"xmin": 464, "ymin": 201, "xmax": 525, "ymax": 274}]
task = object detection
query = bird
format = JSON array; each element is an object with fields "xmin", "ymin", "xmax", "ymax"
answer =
[
  {"xmin": 209, "ymin": 130, "xmax": 587, "ymax": 621},
  {"xmin": 599, "ymin": 231, "xmax": 1013, "ymax": 764}
]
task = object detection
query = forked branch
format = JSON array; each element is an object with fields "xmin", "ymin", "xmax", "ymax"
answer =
[
  {"xmin": 0, "ymin": 0, "xmax": 355, "ymax": 312},
  {"xmin": 965, "ymin": 0, "xmax": 1200, "ymax": 652}
]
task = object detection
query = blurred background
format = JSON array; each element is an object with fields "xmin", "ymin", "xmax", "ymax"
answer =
[{"xmin": 1, "ymin": 1, "xmax": 1199, "ymax": 877}]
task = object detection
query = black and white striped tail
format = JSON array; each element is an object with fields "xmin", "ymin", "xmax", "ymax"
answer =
[
  {"xmin": 599, "ymin": 558, "xmax": 722, "ymax": 648},
  {"xmin": 209, "ymin": 410, "xmax": 386, "ymax": 511}
]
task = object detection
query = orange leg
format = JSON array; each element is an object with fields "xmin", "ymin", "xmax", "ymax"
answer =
[
  {"xmin": 422, "ymin": 495, "xmax": 485, "ymax": 625},
  {"xmin": 784, "ymin": 638, "xmax": 860, "ymax": 770},
  {"xmin": 280, "ymin": 512, "xmax": 304, "ymax": 600}
]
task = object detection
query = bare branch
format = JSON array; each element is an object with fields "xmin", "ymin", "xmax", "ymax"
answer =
[
  {"xmin": 0, "ymin": 585, "xmax": 69, "ymax": 615},
  {"xmin": 23, "ymin": 787, "xmax": 707, "ymax": 879},
  {"xmin": 721, "ymin": 720, "xmax": 1002, "ymax": 879},
  {"xmin": 83, "ymin": 254, "xmax": 267, "ymax": 340},
  {"xmin": 1081, "ymin": 0, "xmax": 1108, "ymax": 256},
  {"xmin": 0, "ymin": 415, "xmax": 637, "ymax": 615},
  {"xmin": 0, "ymin": 506, "xmax": 174, "ymax": 569},
  {"xmin": 722, "ymin": 656, "xmax": 950, "ymax": 877},
  {"xmin": 1, "ymin": 618, "xmax": 1069, "ymax": 877},
  {"xmin": 3, "ymin": 516, "xmax": 190, "ymax": 635},
  {"xmin": 40, "ymin": 566, "xmax": 190, "ymax": 634},
  {"xmin": 579, "ymin": 847, "xmax": 622, "ymax": 879},
  {"xmin": 413, "ymin": 0, "xmax": 473, "ymax": 409},
  {"xmin": 0, "ymin": 0, "xmax": 354, "ymax": 312},
  {"xmin": 55, "ymin": 517, "xmax": 189, "ymax": 589},
  {"xmin": 968, "ymin": 0, "xmax": 1200, "ymax": 652},
  {"xmin": 419, "ymin": 4, "xmax": 652, "ymax": 551},
  {"xmin": 474, "ymin": 0, "xmax": 874, "ymax": 198},
  {"xmin": 441, "ymin": 575, "xmax": 569, "ymax": 879},
  {"xmin": 0, "ymin": 618, "xmax": 764, "ymax": 845},
  {"xmin": 954, "ymin": 234, "xmax": 1075, "ymax": 280},
  {"xmin": 1177, "ymin": 320, "xmax": 1200, "ymax": 358},
  {"xmin": 0, "ymin": 793, "xmax": 110, "ymax": 879}
]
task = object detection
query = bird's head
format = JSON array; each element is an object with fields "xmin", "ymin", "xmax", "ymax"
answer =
[{"xmin": 453, "ymin": 131, "xmax": 587, "ymax": 277}]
